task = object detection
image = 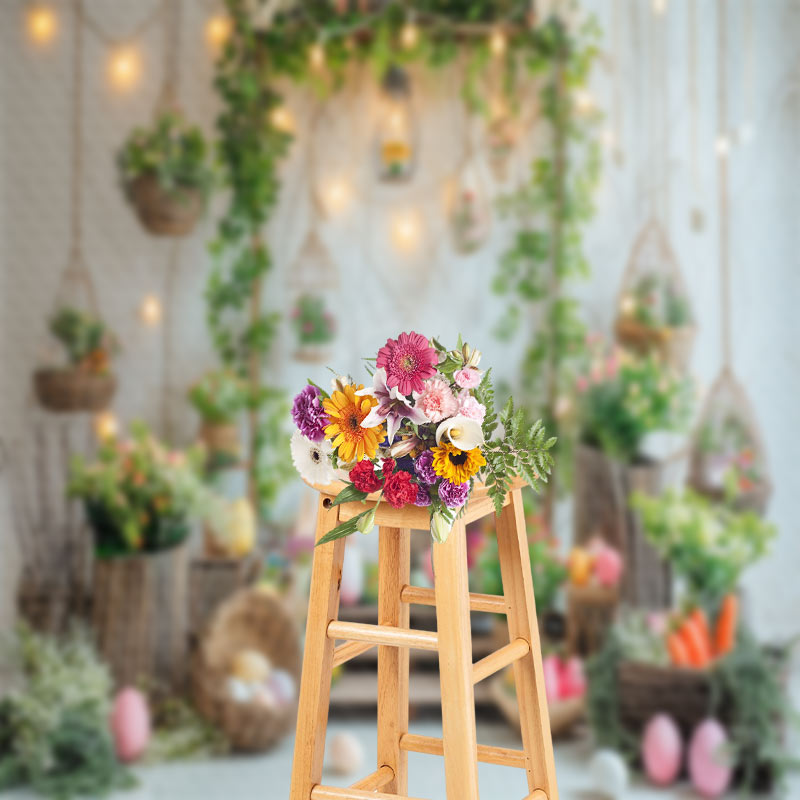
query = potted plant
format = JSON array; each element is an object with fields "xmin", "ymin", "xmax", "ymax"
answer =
[
  {"xmin": 188, "ymin": 369, "xmax": 249, "ymax": 462},
  {"xmin": 33, "ymin": 306, "xmax": 118, "ymax": 412},
  {"xmin": 615, "ymin": 272, "xmax": 696, "ymax": 370},
  {"xmin": 290, "ymin": 292, "xmax": 336, "ymax": 362},
  {"xmin": 69, "ymin": 422, "xmax": 218, "ymax": 688},
  {"xmin": 117, "ymin": 110, "xmax": 212, "ymax": 236},
  {"xmin": 573, "ymin": 337, "xmax": 693, "ymax": 606}
]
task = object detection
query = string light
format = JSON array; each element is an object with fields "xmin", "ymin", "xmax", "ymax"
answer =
[
  {"xmin": 26, "ymin": 3, "xmax": 57, "ymax": 46},
  {"xmin": 715, "ymin": 134, "xmax": 731, "ymax": 158},
  {"xmin": 573, "ymin": 89, "xmax": 595, "ymax": 116},
  {"xmin": 391, "ymin": 211, "xmax": 421, "ymax": 252},
  {"xmin": 205, "ymin": 14, "xmax": 232, "ymax": 50},
  {"xmin": 489, "ymin": 27, "xmax": 507, "ymax": 58},
  {"xmin": 140, "ymin": 293, "xmax": 162, "ymax": 326},
  {"xmin": 309, "ymin": 41, "xmax": 326, "ymax": 71},
  {"xmin": 400, "ymin": 21, "xmax": 419, "ymax": 50},
  {"xmin": 94, "ymin": 411, "xmax": 119, "ymax": 441},
  {"xmin": 108, "ymin": 46, "xmax": 142, "ymax": 92},
  {"xmin": 269, "ymin": 106, "xmax": 295, "ymax": 134},
  {"xmin": 652, "ymin": 0, "xmax": 668, "ymax": 15},
  {"xmin": 321, "ymin": 178, "xmax": 351, "ymax": 216}
]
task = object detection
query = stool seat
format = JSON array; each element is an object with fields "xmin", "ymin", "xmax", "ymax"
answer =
[{"xmin": 289, "ymin": 482, "xmax": 558, "ymax": 800}]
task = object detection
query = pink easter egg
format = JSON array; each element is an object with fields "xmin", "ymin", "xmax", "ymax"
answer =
[
  {"xmin": 642, "ymin": 714, "xmax": 683, "ymax": 786},
  {"xmin": 110, "ymin": 687, "xmax": 150, "ymax": 763},
  {"xmin": 558, "ymin": 657, "xmax": 586, "ymax": 699},
  {"xmin": 542, "ymin": 654, "xmax": 561, "ymax": 704},
  {"xmin": 593, "ymin": 543, "xmax": 623, "ymax": 588},
  {"xmin": 689, "ymin": 719, "xmax": 732, "ymax": 798}
]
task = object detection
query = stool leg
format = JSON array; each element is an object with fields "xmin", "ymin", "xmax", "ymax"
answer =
[
  {"xmin": 290, "ymin": 498, "xmax": 346, "ymax": 800},
  {"xmin": 433, "ymin": 519, "xmax": 480, "ymax": 800},
  {"xmin": 496, "ymin": 489, "xmax": 559, "ymax": 800},
  {"xmin": 377, "ymin": 526, "xmax": 411, "ymax": 794}
]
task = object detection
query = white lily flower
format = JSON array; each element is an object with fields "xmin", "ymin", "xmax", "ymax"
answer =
[
  {"xmin": 430, "ymin": 511, "xmax": 453, "ymax": 544},
  {"xmin": 435, "ymin": 415, "xmax": 485, "ymax": 451}
]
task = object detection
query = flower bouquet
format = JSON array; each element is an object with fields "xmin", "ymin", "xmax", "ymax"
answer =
[{"xmin": 289, "ymin": 332, "xmax": 555, "ymax": 544}]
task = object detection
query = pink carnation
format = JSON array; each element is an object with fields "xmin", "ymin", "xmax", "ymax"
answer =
[
  {"xmin": 416, "ymin": 378, "xmax": 458, "ymax": 423},
  {"xmin": 457, "ymin": 392, "xmax": 486, "ymax": 424},
  {"xmin": 454, "ymin": 368, "xmax": 481, "ymax": 389}
]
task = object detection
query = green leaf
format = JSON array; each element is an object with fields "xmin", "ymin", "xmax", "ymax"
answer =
[
  {"xmin": 316, "ymin": 508, "xmax": 374, "ymax": 546},
  {"xmin": 330, "ymin": 484, "xmax": 370, "ymax": 507}
]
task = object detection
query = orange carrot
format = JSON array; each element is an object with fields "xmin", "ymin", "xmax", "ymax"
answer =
[
  {"xmin": 680, "ymin": 618, "xmax": 711, "ymax": 668},
  {"xmin": 667, "ymin": 632, "xmax": 690, "ymax": 666},
  {"xmin": 690, "ymin": 608, "xmax": 713, "ymax": 661},
  {"xmin": 714, "ymin": 594, "xmax": 739, "ymax": 658}
]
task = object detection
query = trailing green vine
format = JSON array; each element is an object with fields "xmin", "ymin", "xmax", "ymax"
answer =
[{"xmin": 208, "ymin": 0, "xmax": 601, "ymax": 516}]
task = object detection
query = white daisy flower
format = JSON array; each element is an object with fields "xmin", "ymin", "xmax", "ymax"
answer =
[{"xmin": 290, "ymin": 430, "xmax": 336, "ymax": 485}]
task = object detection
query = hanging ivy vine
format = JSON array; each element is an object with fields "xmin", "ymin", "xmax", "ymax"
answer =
[{"xmin": 208, "ymin": 0, "xmax": 601, "ymax": 516}]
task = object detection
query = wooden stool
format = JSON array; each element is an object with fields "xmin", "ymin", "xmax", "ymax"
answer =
[{"xmin": 289, "ymin": 480, "xmax": 558, "ymax": 800}]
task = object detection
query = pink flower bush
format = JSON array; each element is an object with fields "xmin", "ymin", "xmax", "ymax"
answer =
[
  {"xmin": 416, "ymin": 377, "xmax": 458, "ymax": 422},
  {"xmin": 457, "ymin": 392, "xmax": 486, "ymax": 423},
  {"xmin": 454, "ymin": 367, "xmax": 481, "ymax": 389},
  {"xmin": 376, "ymin": 331, "xmax": 438, "ymax": 395}
]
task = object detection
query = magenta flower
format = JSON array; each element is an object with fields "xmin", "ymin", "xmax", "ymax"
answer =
[
  {"xmin": 376, "ymin": 331, "xmax": 438, "ymax": 396},
  {"xmin": 356, "ymin": 368, "xmax": 428, "ymax": 444},
  {"xmin": 291, "ymin": 384, "xmax": 329, "ymax": 442},
  {"xmin": 414, "ymin": 485, "xmax": 432, "ymax": 507},
  {"xmin": 414, "ymin": 450, "xmax": 437, "ymax": 485},
  {"xmin": 438, "ymin": 479, "xmax": 470, "ymax": 508},
  {"xmin": 454, "ymin": 367, "xmax": 482, "ymax": 389},
  {"xmin": 416, "ymin": 377, "xmax": 458, "ymax": 423}
]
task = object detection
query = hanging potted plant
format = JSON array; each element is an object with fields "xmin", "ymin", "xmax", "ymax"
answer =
[
  {"xmin": 33, "ymin": 306, "xmax": 118, "ymax": 413},
  {"xmin": 117, "ymin": 110, "xmax": 212, "ymax": 236},
  {"xmin": 69, "ymin": 422, "xmax": 218, "ymax": 688},
  {"xmin": 290, "ymin": 292, "xmax": 337, "ymax": 363},
  {"xmin": 188, "ymin": 369, "xmax": 249, "ymax": 464},
  {"xmin": 572, "ymin": 336, "xmax": 693, "ymax": 607}
]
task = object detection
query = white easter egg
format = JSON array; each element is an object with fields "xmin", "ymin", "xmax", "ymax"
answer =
[
  {"xmin": 327, "ymin": 732, "xmax": 364, "ymax": 776},
  {"xmin": 589, "ymin": 749, "xmax": 629, "ymax": 799}
]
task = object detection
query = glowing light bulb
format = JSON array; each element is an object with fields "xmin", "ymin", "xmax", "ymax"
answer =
[
  {"xmin": 489, "ymin": 27, "xmax": 507, "ymax": 57},
  {"xmin": 108, "ymin": 46, "xmax": 142, "ymax": 92},
  {"xmin": 573, "ymin": 89, "xmax": 594, "ymax": 115},
  {"xmin": 269, "ymin": 106, "xmax": 295, "ymax": 134},
  {"xmin": 323, "ymin": 178, "xmax": 351, "ymax": 216},
  {"xmin": 601, "ymin": 126, "xmax": 616, "ymax": 149},
  {"xmin": 140, "ymin": 293, "xmax": 162, "ymax": 326},
  {"xmin": 715, "ymin": 134, "xmax": 731, "ymax": 158},
  {"xmin": 391, "ymin": 212, "xmax": 421, "ymax": 252},
  {"xmin": 400, "ymin": 21, "xmax": 419, "ymax": 49},
  {"xmin": 205, "ymin": 14, "xmax": 232, "ymax": 50},
  {"xmin": 94, "ymin": 411, "xmax": 119, "ymax": 441},
  {"xmin": 26, "ymin": 4, "xmax": 57, "ymax": 46},
  {"xmin": 620, "ymin": 292, "xmax": 636, "ymax": 316},
  {"xmin": 652, "ymin": 0, "xmax": 668, "ymax": 15},
  {"xmin": 309, "ymin": 42, "xmax": 326, "ymax": 70}
]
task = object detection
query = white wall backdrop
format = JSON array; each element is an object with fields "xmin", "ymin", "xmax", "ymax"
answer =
[{"xmin": 1, "ymin": 1, "xmax": 798, "ymax": 641}]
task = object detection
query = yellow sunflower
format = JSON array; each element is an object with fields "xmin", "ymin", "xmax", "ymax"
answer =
[
  {"xmin": 431, "ymin": 442, "xmax": 486, "ymax": 484},
  {"xmin": 323, "ymin": 384, "xmax": 384, "ymax": 463}
]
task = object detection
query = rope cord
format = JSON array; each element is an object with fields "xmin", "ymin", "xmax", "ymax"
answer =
[
  {"xmin": 688, "ymin": 0, "xmax": 700, "ymax": 194},
  {"xmin": 158, "ymin": 0, "xmax": 182, "ymax": 111},
  {"xmin": 717, "ymin": 0, "xmax": 732, "ymax": 370}
]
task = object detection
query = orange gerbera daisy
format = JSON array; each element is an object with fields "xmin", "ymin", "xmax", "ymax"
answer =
[{"xmin": 323, "ymin": 384, "xmax": 384, "ymax": 463}]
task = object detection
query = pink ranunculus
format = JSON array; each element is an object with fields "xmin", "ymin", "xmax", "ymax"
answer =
[
  {"xmin": 576, "ymin": 375, "xmax": 589, "ymax": 393},
  {"xmin": 454, "ymin": 367, "xmax": 481, "ymax": 389},
  {"xmin": 416, "ymin": 378, "xmax": 458, "ymax": 423},
  {"xmin": 457, "ymin": 392, "xmax": 486, "ymax": 423}
]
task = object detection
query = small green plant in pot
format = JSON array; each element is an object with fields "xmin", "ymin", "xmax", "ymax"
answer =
[
  {"xmin": 188, "ymin": 369, "xmax": 249, "ymax": 463},
  {"xmin": 33, "ymin": 307, "xmax": 118, "ymax": 413},
  {"xmin": 68, "ymin": 421, "xmax": 216, "ymax": 558},
  {"xmin": 117, "ymin": 110, "xmax": 212, "ymax": 236}
]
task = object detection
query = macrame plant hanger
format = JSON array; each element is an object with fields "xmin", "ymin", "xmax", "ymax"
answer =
[
  {"xmin": 614, "ymin": 2, "xmax": 695, "ymax": 372},
  {"xmin": 687, "ymin": 0, "xmax": 771, "ymax": 515},
  {"xmin": 289, "ymin": 99, "xmax": 340, "ymax": 364}
]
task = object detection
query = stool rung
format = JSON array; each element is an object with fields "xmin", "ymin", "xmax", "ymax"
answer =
[
  {"xmin": 311, "ymin": 787, "xmax": 428, "ymax": 800},
  {"xmin": 399, "ymin": 733, "xmax": 527, "ymax": 769},
  {"xmin": 350, "ymin": 766, "xmax": 394, "ymax": 791},
  {"xmin": 472, "ymin": 637, "xmax": 530, "ymax": 684},
  {"xmin": 327, "ymin": 620, "xmax": 438, "ymax": 651},
  {"xmin": 525, "ymin": 792, "xmax": 548, "ymax": 800},
  {"xmin": 400, "ymin": 585, "xmax": 507, "ymax": 615},
  {"xmin": 332, "ymin": 640, "xmax": 375, "ymax": 668}
]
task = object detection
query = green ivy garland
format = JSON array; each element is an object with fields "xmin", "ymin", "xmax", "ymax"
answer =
[{"xmin": 209, "ymin": 0, "xmax": 600, "ymax": 516}]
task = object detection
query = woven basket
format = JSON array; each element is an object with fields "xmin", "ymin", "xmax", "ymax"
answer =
[
  {"xmin": 199, "ymin": 422, "xmax": 241, "ymax": 460},
  {"xmin": 614, "ymin": 319, "xmax": 696, "ymax": 372},
  {"xmin": 566, "ymin": 584, "xmax": 618, "ymax": 658},
  {"xmin": 192, "ymin": 587, "xmax": 301, "ymax": 752},
  {"xmin": 128, "ymin": 174, "xmax": 204, "ymax": 236},
  {"xmin": 33, "ymin": 368, "xmax": 116, "ymax": 413}
]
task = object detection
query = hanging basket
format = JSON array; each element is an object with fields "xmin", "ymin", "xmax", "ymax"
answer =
[
  {"xmin": 33, "ymin": 367, "xmax": 116, "ymax": 413},
  {"xmin": 614, "ymin": 220, "xmax": 696, "ymax": 370},
  {"xmin": 688, "ymin": 369, "xmax": 772, "ymax": 514},
  {"xmin": 192, "ymin": 587, "xmax": 301, "ymax": 752},
  {"xmin": 127, "ymin": 174, "xmax": 204, "ymax": 236},
  {"xmin": 199, "ymin": 422, "xmax": 241, "ymax": 460}
]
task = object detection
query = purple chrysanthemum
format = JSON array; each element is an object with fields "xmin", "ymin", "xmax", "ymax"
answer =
[
  {"xmin": 291, "ymin": 384, "xmax": 328, "ymax": 442},
  {"xmin": 414, "ymin": 484, "xmax": 432, "ymax": 507},
  {"xmin": 438, "ymin": 479, "xmax": 470, "ymax": 508},
  {"xmin": 414, "ymin": 450, "xmax": 437, "ymax": 485}
]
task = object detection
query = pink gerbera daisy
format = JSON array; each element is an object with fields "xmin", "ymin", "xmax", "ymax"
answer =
[{"xmin": 376, "ymin": 331, "xmax": 438, "ymax": 396}]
